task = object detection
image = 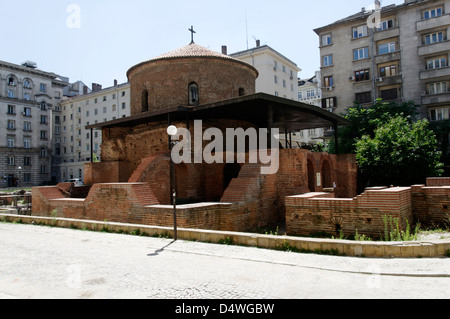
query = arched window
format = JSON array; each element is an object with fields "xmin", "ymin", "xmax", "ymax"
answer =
[
  {"xmin": 188, "ymin": 83, "xmax": 199, "ymax": 106},
  {"xmin": 141, "ymin": 89, "xmax": 149, "ymax": 112}
]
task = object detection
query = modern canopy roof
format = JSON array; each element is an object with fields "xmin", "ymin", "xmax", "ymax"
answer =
[{"xmin": 86, "ymin": 92, "xmax": 349, "ymax": 132}]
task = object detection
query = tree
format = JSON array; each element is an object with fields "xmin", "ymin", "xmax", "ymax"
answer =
[
  {"xmin": 330, "ymin": 99, "xmax": 420, "ymax": 154},
  {"xmin": 355, "ymin": 116, "xmax": 444, "ymax": 187}
]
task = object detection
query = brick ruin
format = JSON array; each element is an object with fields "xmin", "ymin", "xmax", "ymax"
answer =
[{"xmin": 31, "ymin": 43, "xmax": 446, "ymax": 237}]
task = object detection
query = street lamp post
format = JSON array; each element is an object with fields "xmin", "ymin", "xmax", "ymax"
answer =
[
  {"xmin": 167, "ymin": 125, "xmax": 178, "ymax": 241},
  {"xmin": 18, "ymin": 166, "xmax": 22, "ymax": 188}
]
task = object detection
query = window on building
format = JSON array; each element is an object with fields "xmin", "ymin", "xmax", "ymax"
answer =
[
  {"xmin": 40, "ymin": 103, "xmax": 47, "ymax": 111},
  {"xmin": 24, "ymin": 107, "xmax": 31, "ymax": 117},
  {"xmin": 274, "ymin": 75, "xmax": 278, "ymax": 84},
  {"xmin": 429, "ymin": 107, "xmax": 449, "ymax": 121},
  {"xmin": 24, "ymin": 157, "xmax": 31, "ymax": 167},
  {"xmin": 24, "ymin": 138, "xmax": 31, "ymax": 149},
  {"xmin": 324, "ymin": 76, "xmax": 334, "ymax": 87},
  {"xmin": 424, "ymin": 31, "xmax": 446, "ymax": 45},
  {"xmin": 122, "ymin": 102, "xmax": 126, "ymax": 109},
  {"xmin": 141, "ymin": 90, "xmax": 149, "ymax": 111},
  {"xmin": 7, "ymin": 89, "xmax": 15, "ymax": 98},
  {"xmin": 355, "ymin": 69, "xmax": 370, "ymax": 82},
  {"xmin": 40, "ymin": 115, "xmax": 47, "ymax": 124},
  {"xmin": 321, "ymin": 33, "xmax": 332, "ymax": 46},
  {"xmin": 24, "ymin": 93, "xmax": 31, "ymax": 101},
  {"xmin": 40, "ymin": 165, "xmax": 47, "ymax": 174},
  {"xmin": 40, "ymin": 83, "xmax": 47, "ymax": 92},
  {"xmin": 40, "ymin": 130, "xmax": 48, "ymax": 140},
  {"xmin": 7, "ymin": 156, "xmax": 15, "ymax": 166},
  {"xmin": 40, "ymin": 148, "xmax": 47, "ymax": 158},
  {"xmin": 7, "ymin": 136, "xmax": 15, "ymax": 148},
  {"xmin": 380, "ymin": 88, "xmax": 399, "ymax": 100},
  {"xmin": 7, "ymin": 120, "xmax": 15, "ymax": 130},
  {"xmin": 24, "ymin": 122, "xmax": 31, "ymax": 132},
  {"xmin": 188, "ymin": 83, "xmax": 199, "ymax": 106},
  {"xmin": 354, "ymin": 47, "xmax": 369, "ymax": 60},
  {"xmin": 323, "ymin": 55, "xmax": 333, "ymax": 67},
  {"xmin": 352, "ymin": 25, "xmax": 368, "ymax": 39},
  {"xmin": 322, "ymin": 97, "xmax": 337, "ymax": 109},
  {"xmin": 8, "ymin": 77, "xmax": 16, "ymax": 86},
  {"xmin": 427, "ymin": 82, "xmax": 448, "ymax": 95},
  {"xmin": 423, "ymin": 7, "xmax": 443, "ymax": 20},
  {"xmin": 378, "ymin": 42, "xmax": 396, "ymax": 54},
  {"xmin": 377, "ymin": 19, "xmax": 394, "ymax": 31},
  {"xmin": 24, "ymin": 173, "xmax": 31, "ymax": 183},
  {"xmin": 355, "ymin": 92, "xmax": 372, "ymax": 104},
  {"xmin": 380, "ymin": 64, "xmax": 397, "ymax": 77},
  {"xmin": 426, "ymin": 57, "xmax": 448, "ymax": 70},
  {"xmin": 7, "ymin": 105, "xmax": 15, "ymax": 115}
]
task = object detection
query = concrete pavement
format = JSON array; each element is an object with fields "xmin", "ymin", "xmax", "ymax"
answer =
[{"xmin": 0, "ymin": 222, "xmax": 449, "ymax": 299}]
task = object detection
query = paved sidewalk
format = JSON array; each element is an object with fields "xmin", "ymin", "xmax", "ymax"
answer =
[{"xmin": 0, "ymin": 223, "xmax": 449, "ymax": 299}]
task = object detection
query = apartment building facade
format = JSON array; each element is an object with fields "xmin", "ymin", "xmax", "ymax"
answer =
[
  {"xmin": 314, "ymin": 0, "xmax": 450, "ymax": 119},
  {"xmin": 229, "ymin": 42, "xmax": 301, "ymax": 100},
  {"xmin": 0, "ymin": 60, "xmax": 68, "ymax": 188},
  {"xmin": 58, "ymin": 82, "xmax": 130, "ymax": 182}
]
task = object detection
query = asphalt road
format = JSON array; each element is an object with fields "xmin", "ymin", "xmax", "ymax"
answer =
[{"xmin": 0, "ymin": 222, "xmax": 449, "ymax": 300}]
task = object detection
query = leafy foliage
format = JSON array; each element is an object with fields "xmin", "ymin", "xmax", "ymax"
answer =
[
  {"xmin": 330, "ymin": 99, "xmax": 419, "ymax": 154},
  {"xmin": 355, "ymin": 116, "xmax": 444, "ymax": 186}
]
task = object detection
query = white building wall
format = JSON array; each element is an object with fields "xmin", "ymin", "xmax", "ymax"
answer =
[{"xmin": 59, "ymin": 83, "xmax": 130, "ymax": 182}]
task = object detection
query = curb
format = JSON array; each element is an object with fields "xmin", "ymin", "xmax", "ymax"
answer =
[{"xmin": 1, "ymin": 213, "xmax": 449, "ymax": 259}]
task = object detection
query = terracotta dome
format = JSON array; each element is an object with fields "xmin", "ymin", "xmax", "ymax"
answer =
[
  {"xmin": 127, "ymin": 43, "xmax": 259, "ymax": 115},
  {"xmin": 127, "ymin": 43, "xmax": 258, "ymax": 78}
]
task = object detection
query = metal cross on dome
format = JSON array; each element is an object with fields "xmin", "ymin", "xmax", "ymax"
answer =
[{"xmin": 189, "ymin": 26, "xmax": 196, "ymax": 44}]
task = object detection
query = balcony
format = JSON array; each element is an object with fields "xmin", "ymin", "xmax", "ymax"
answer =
[
  {"xmin": 417, "ymin": 15, "xmax": 450, "ymax": 32},
  {"xmin": 376, "ymin": 74, "xmax": 403, "ymax": 87},
  {"xmin": 420, "ymin": 67, "xmax": 450, "ymax": 81},
  {"xmin": 374, "ymin": 27, "xmax": 400, "ymax": 42},
  {"xmin": 418, "ymin": 41, "xmax": 449, "ymax": 56},
  {"xmin": 374, "ymin": 50, "xmax": 401, "ymax": 64},
  {"xmin": 422, "ymin": 93, "xmax": 450, "ymax": 105}
]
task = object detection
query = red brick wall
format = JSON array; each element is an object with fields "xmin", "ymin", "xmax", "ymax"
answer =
[
  {"xmin": 426, "ymin": 177, "xmax": 450, "ymax": 187},
  {"xmin": 286, "ymin": 187, "xmax": 413, "ymax": 238},
  {"xmin": 128, "ymin": 57, "xmax": 257, "ymax": 115},
  {"xmin": 412, "ymin": 185, "xmax": 450, "ymax": 227}
]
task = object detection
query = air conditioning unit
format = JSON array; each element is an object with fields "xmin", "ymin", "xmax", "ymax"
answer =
[
  {"xmin": 376, "ymin": 77, "xmax": 383, "ymax": 83},
  {"xmin": 349, "ymin": 76, "xmax": 355, "ymax": 81}
]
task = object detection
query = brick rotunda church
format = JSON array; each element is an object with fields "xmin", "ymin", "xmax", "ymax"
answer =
[{"xmin": 33, "ymin": 39, "xmax": 358, "ymax": 233}]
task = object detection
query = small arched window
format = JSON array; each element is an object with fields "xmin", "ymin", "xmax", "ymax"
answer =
[
  {"xmin": 188, "ymin": 83, "xmax": 199, "ymax": 106},
  {"xmin": 141, "ymin": 89, "xmax": 149, "ymax": 112}
]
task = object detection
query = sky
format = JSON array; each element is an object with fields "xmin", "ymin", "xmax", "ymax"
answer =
[{"xmin": 2, "ymin": 0, "xmax": 405, "ymax": 88}]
